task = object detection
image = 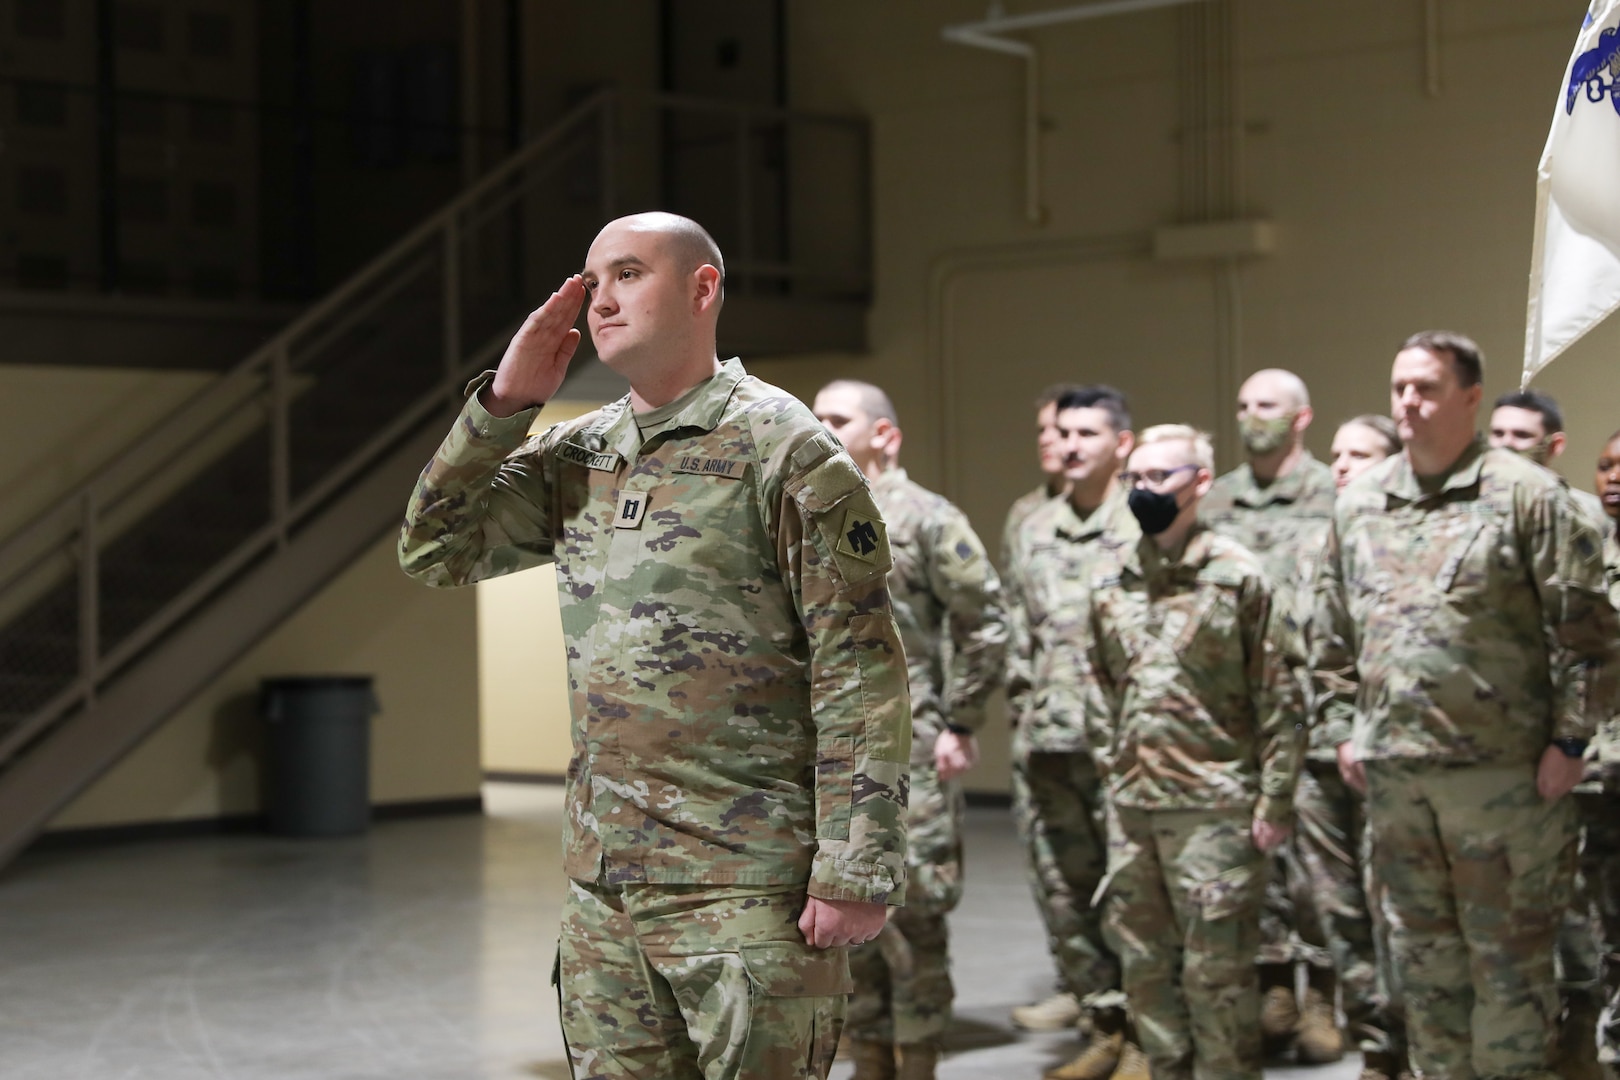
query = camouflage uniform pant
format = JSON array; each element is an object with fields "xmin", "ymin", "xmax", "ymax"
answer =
[
  {"xmin": 555, "ymin": 879, "xmax": 848, "ymax": 1080},
  {"xmin": 1558, "ymin": 790, "xmax": 1604, "ymax": 1054},
  {"xmin": 847, "ymin": 754, "xmax": 963, "ymax": 1045},
  {"xmin": 1294, "ymin": 761, "xmax": 1399, "ymax": 1053},
  {"xmin": 1011, "ymin": 749, "xmax": 1120, "ymax": 997},
  {"xmin": 1364, "ymin": 761, "xmax": 1576, "ymax": 1080},
  {"xmin": 1104, "ymin": 804, "xmax": 1265, "ymax": 1080},
  {"xmin": 1575, "ymin": 789, "xmax": 1620, "ymax": 1062}
]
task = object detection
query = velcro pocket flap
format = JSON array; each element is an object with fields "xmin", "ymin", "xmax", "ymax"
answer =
[
  {"xmin": 787, "ymin": 450, "xmax": 866, "ymax": 515},
  {"xmin": 1191, "ymin": 861, "xmax": 1260, "ymax": 922}
]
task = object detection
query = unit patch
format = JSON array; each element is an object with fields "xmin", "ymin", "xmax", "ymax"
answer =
[
  {"xmin": 557, "ymin": 441, "xmax": 622, "ymax": 472},
  {"xmin": 672, "ymin": 456, "xmax": 747, "ymax": 480},
  {"xmin": 836, "ymin": 509, "xmax": 885, "ymax": 563},
  {"xmin": 614, "ymin": 492, "xmax": 650, "ymax": 530}
]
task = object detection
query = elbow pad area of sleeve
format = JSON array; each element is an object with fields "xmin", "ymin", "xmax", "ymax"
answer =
[{"xmin": 787, "ymin": 449, "xmax": 893, "ymax": 589}]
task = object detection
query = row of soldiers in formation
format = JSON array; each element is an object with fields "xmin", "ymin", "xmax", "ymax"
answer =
[{"xmin": 817, "ymin": 330, "xmax": 1620, "ymax": 1080}]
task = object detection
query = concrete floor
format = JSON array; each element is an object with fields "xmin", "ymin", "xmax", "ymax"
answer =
[{"xmin": 0, "ymin": 784, "xmax": 1357, "ymax": 1080}]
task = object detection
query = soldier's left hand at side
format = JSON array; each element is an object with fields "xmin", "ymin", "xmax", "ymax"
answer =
[
  {"xmin": 1251, "ymin": 817, "xmax": 1290, "ymax": 853},
  {"xmin": 798, "ymin": 895, "xmax": 888, "ymax": 949},
  {"xmin": 935, "ymin": 730, "xmax": 980, "ymax": 781},
  {"xmin": 1536, "ymin": 743, "xmax": 1586, "ymax": 801}
]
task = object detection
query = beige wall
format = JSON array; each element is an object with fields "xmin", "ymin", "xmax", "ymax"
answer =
[
  {"xmin": 0, "ymin": 359, "xmax": 481, "ymax": 833},
  {"xmin": 478, "ymin": 399, "xmax": 607, "ymax": 778},
  {"xmin": 49, "ymin": 534, "xmax": 480, "ymax": 830},
  {"xmin": 0, "ymin": 365, "xmax": 212, "ymax": 539}
]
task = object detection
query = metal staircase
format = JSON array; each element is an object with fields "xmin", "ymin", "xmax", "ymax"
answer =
[{"xmin": 0, "ymin": 89, "xmax": 871, "ymax": 867}]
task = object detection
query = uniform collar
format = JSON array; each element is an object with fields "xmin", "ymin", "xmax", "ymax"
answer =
[
  {"xmin": 1125, "ymin": 523, "xmax": 1213, "ymax": 580},
  {"xmin": 1381, "ymin": 436, "xmax": 1487, "ymax": 502},
  {"xmin": 872, "ymin": 466, "xmax": 909, "ymax": 495},
  {"xmin": 1228, "ymin": 450, "xmax": 1324, "ymax": 508},
  {"xmin": 1054, "ymin": 484, "xmax": 1129, "ymax": 542},
  {"xmin": 585, "ymin": 357, "xmax": 748, "ymax": 460}
]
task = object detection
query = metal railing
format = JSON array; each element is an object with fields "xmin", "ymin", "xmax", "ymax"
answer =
[{"xmin": 0, "ymin": 88, "xmax": 871, "ymax": 767}]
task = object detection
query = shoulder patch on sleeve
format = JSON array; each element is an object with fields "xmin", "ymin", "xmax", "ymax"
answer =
[{"xmin": 835, "ymin": 508, "xmax": 887, "ymax": 563}]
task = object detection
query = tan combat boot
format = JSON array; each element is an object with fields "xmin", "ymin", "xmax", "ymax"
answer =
[
  {"xmin": 895, "ymin": 1041, "xmax": 939, "ymax": 1080},
  {"xmin": 1013, "ymin": 990, "xmax": 1083, "ymax": 1031},
  {"xmin": 848, "ymin": 1039, "xmax": 897, "ymax": 1080},
  {"xmin": 1043, "ymin": 1029, "xmax": 1123, "ymax": 1080},
  {"xmin": 1296, "ymin": 985, "xmax": 1345, "ymax": 1063},
  {"xmin": 1108, "ymin": 1039, "xmax": 1152, "ymax": 1080},
  {"xmin": 1259, "ymin": 963, "xmax": 1300, "ymax": 1056}
]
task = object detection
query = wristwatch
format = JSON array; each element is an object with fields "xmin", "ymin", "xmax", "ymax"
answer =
[{"xmin": 1552, "ymin": 737, "xmax": 1589, "ymax": 758}]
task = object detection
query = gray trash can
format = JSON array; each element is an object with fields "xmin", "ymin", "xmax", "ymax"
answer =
[{"xmin": 260, "ymin": 675, "xmax": 379, "ymax": 837}]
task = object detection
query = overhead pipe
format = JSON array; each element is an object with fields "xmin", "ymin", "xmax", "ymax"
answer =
[{"xmin": 943, "ymin": 0, "xmax": 1211, "ymax": 224}]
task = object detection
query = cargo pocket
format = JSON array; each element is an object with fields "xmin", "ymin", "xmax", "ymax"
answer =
[
  {"xmin": 816, "ymin": 735, "xmax": 854, "ymax": 840},
  {"xmin": 1186, "ymin": 859, "xmax": 1262, "ymax": 988},
  {"xmin": 1506, "ymin": 797, "xmax": 1578, "ymax": 919},
  {"xmin": 737, "ymin": 942, "xmax": 853, "ymax": 1079},
  {"xmin": 1192, "ymin": 859, "xmax": 1261, "ymax": 921},
  {"xmin": 739, "ymin": 940, "xmax": 855, "ymax": 998}
]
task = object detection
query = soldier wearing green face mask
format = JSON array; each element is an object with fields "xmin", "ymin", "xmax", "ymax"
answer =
[{"xmin": 1200, "ymin": 368, "xmax": 1339, "ymax": 1063}]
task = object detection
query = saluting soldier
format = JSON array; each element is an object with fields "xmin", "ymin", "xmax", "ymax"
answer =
[{"xmin": 400, "ymin": 213, "xmax": 912, "ymax": 1080}]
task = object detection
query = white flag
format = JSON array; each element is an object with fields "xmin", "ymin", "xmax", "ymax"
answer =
[{"xmin": 1525, "ymin": 0, "xmax": 1620, "ymax": 386}]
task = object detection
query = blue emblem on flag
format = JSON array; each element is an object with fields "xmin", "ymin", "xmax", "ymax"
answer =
[{"xmin": 1568, "ymin": 26, "xmax": 1620, "ymax": 115}]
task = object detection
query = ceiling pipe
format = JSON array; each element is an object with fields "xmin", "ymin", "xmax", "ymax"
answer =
[{"xmin": 943, "ymin": 0, "xmax": 1211, "ymax": 224}]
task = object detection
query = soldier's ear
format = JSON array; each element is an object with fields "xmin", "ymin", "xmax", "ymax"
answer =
[
  {"xmin": 1293, "ymin": 405, "xmax": 1313, "ymax": 435},
  {"xmin": 872, "ymin": 418, "xmax": 902, "ymax": 459},
  {"xmin": 692, "ymin": 264, "xmax": 723, "ymax": 315}
]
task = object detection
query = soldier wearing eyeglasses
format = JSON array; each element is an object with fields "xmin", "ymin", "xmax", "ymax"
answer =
[{"xmin": 1085, "ymin": 424, "xmax": 1305, "ymax": 1080}]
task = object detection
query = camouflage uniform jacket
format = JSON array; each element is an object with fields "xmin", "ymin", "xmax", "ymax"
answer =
[
  {"xmin": 1312, "ymin": 438, "xmax": 1617, "ymax": 766},
  {"xmin": 1085, "ymin": 525, "xmax": 1305, "ymax": 824},
  {"xmin": 399, "ymin": 358, "xmax": 912, "ymax": 904},
  {"xmin": 1201, "ymin": 452, "xmax": 1337, "ymax": 576},
  {"xmin": 1572, "ymin": 486, "xmax": 1608, "ymax": 535},
  {"xmin": 1004, "ymin": 488, "xmax": 1140, "ymax": 756},
  {"xmin": 871, "ymin": 468, "xmax": 1008, "ymax": 739},
  {"xmin": 1000, "ymin": 483, "xmax": 1061, "ymax": 573},
  {"xmin": 1604, "ymin": 530, "xmax": 1620, "ymax": 771}
]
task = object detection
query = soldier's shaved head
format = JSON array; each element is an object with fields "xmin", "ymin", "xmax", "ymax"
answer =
[
  {"xmin": 1241, "ymin": 369, "xmax": 1310, "ymax": 410},
  {"xmin": 598, "ymin": 211, "xmax": 726, "ymax": 308},
  {"xmin": 819, "ymin": 379, "xmax": 899, "ymax": 428},
  {"xmin": 812, "ymin": 380, "xmax": 902, "ymax": 478}
]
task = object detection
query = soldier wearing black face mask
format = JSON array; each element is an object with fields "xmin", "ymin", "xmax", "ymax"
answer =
[{"xmin": 1088, "ymin": 423, "xmax": 1305, "ymax": 1080}]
